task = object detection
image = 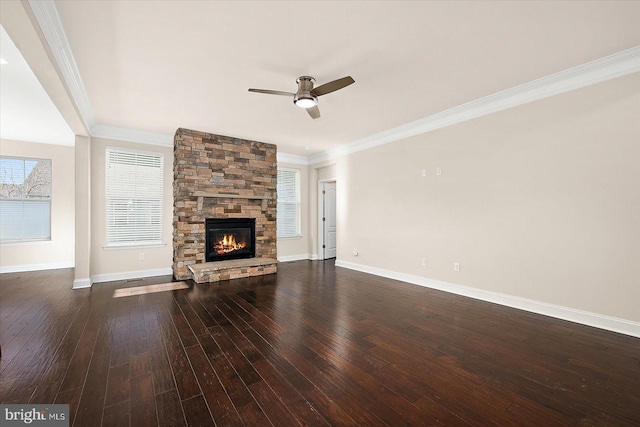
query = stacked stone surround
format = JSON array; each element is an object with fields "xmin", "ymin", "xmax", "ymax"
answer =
[{"xmin": 173, "ymin": 128, "xmax": 277, "ymax": 281}]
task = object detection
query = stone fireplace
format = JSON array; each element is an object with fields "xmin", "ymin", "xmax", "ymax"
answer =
[{"xmin": 173, "ymin": 128, "xmax": 277, "ymax": 282}]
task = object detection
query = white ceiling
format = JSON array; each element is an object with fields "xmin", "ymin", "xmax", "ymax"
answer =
[
  {"xmin": 5, "ymin": 1, "xmax": 640, "ymax": 157},
  {"xmin": 0, "ymin": 25, "xmax": 74, "ymax": 146}
]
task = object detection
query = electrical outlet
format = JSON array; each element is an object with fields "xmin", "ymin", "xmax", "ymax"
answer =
[
  {"xmin": 139, "ymin": 253, "xmax": 145, "ymax": 261},
  {"xmin": 453, "ymin": 262, "xmax": 460, "ymax": 272},
  {"xmin": 421, "ymin": 258, "xmax": 427, "ymax": 266},
  {"xmin": 421, "ymin": 168, "xmax": 427, "ymax": 177},
  {"xmin": 436, "ymin": 167, "xmax": 442, "ymax": 176}
]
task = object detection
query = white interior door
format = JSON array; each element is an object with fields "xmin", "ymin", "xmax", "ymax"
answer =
[{"xmin": 323, "ymin": 182, "xmax": 337, "ymax": 259}]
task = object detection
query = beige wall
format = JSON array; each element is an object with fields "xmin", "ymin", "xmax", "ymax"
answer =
[
  {"xmin": 336, "ymin": 73, "xmax": 640, "ymax": 322},
  {"xmin": 90, "ymin": 137, "xmax": 173, "ymax": 278},
  {"xmin": 317, "ymin": 164, "xmax": 336, "ymax": 181},
  {"xmin": 276, "ymin": 162, "xmax": 310, "ymax": 260},
  {"xmin": 0, "ymin": 139, "xmax": 75, "ymax": 271}
]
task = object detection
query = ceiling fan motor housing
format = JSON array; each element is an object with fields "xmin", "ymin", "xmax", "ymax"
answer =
[{"xmin": 294, "ymin": 76, "xmax": 317, "ymax": 108}]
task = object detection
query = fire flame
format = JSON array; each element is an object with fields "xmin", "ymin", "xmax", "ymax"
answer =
[{"xmin": 214, "ymin": 234, "xmax": 246, "ymax": 255}]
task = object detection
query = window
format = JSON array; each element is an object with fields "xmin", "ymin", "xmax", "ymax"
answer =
[
  {"xmin": 277, "ymin": 167, "xmax": 301, "ymax": 238},
  {"xmin": 105, "ymin": 147, "xmax": 164, "ymax": 246},
  {"xmin": 0, "ymin": 157, "xmax": 52, "ymax": 243}
]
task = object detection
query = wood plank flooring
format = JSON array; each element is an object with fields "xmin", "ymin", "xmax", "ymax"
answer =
[{"xmin": 1, "ymin": 261, "xmax": 639, "ymax": 426}]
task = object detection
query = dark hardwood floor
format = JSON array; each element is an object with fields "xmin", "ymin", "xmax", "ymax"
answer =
[{"xmin": 1, "ymin": 261, "xmax": 639, "ymax": 426}]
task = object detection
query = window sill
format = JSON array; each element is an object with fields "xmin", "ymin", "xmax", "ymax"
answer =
[
  {"xmin": 103, "ymin": 242, "xmax": 166, "ymax": 250},
  {"xmin": 277, "ymin": 235, "xmax": 303, "ymax": 240},
  {"xmin": 1, "ymin": 238, "xmax": 52, "ymax": 246}
]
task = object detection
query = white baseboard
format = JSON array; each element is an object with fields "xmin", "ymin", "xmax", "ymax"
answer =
[
  {"xmin": 335, "ymin": 260, "xmax": 640, "ymax": 338},
  {"xmin": 278, "ymin": 254, "xmax": 312, "ymax": 262},
  {"xmin": 277, "ymin": 254, "xmax": 324, "ymax": 262},
  {"xmin": 91, "ymin": 267, "xmax": 173, "ymax": 284},
  {"xmin": 72, "ymin": 278, "xmax": 92, "ymax": 289},
  {"xmin": 0, "ymin": 261, "xmax": 74, "ymax": 274}
]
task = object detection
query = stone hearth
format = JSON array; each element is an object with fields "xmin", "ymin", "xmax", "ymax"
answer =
[
  {"xmin": 172, "ymin": 128, "xmax": 277, "ymax": 281},
  {"xmin": 189, "ymin": 258, "xmax": 278, "ymax": 283}
]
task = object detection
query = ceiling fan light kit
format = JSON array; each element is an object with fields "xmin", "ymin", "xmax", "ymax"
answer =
[
  {"xmin": 293, "ymin": 76, "xmax": 318, "ymax": 108},
  {"xmin": 294, "ymin": 97, "xmax": 317, "ymax": 108},
  {"xmin": 249, "ymin": 75, "xmax": 355, "ymax": 119}
]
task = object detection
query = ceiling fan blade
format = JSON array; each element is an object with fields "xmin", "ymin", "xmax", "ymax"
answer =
[
  {"xmin": 306, "ymin": 105, "xmax": 321, "ymax": 119},
  {"xmin": 248, "ymin": 88, "xmax": 295, "ymax": 97},
  {"xmin": 311, "ymin": 76, "xmax": 355, "ymax": 97}
]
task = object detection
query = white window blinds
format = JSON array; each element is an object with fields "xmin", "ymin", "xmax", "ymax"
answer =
[
  {"xmin": 277, "ymin": 168, "xmax": 300, "ymax": 238},
  {"xmin": 105, "ymin": 147, "xmax": 164, "ymax": 246},
  {"xmin": 0, "ymin": 157, "xmax": 51, "ymax": 243}
]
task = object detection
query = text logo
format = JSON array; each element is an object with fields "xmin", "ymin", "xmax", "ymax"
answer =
[{"xmin": 0, "ymin": 405, "xmax": 68, "ymax": 427}]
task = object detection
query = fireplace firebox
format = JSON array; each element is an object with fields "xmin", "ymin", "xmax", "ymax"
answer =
[{"xmin": 205, "ymin": 218, "xmax": 256, "ymax": 262}]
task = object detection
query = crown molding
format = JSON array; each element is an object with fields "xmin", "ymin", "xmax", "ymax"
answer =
[
  {"xmin": 27, "ymin": 0, "xmax": 96, "ymax": 131},
  {"xmin": 309, "ymin": 46, "xmax": 640, "ymax": 165},
  {"xmin": 277, "ymin": 152, "xmax": 310, "ymax": 165},
  {"xmin": 91, "ymin": 124, "xmax": 174, "ymax": 147},
  {"xmin": 89, "ymin": 124, "xmax": 319, "ymax": 159}
]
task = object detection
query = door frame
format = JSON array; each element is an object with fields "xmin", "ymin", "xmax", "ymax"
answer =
[{"xmin": 317, "ymin": 178, "xmax": 337, "ymax": 259}]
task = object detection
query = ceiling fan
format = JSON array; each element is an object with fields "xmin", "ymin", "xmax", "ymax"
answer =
[{"xmin": 248, "ymin": 75, "xmax": 355, "ymax": 119}]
